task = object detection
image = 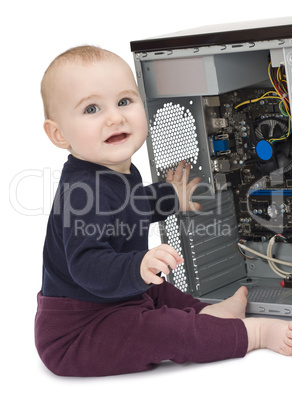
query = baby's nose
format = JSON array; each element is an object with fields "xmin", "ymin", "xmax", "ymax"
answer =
[{"xmin": 106, "ymin": 108, "xmax": 125, "ymax": 127}]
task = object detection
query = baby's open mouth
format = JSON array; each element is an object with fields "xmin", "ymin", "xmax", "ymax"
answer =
[{"xmin": 105, "ymin": 133, "xmax": 129, "ymax": 144}]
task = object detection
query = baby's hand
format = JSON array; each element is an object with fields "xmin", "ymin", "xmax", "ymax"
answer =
[
  {"xmin": 166, "ymin": 161, "xmax": 202, "ymax": 212},
  {"xmin": 140, "ymin": 244, "xmax": 184, "ymax": 285}
]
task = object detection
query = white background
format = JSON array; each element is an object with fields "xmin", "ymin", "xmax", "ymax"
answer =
[{"xmin": 2, "ymin": 1, "xmax": 292, "ymax": 401}]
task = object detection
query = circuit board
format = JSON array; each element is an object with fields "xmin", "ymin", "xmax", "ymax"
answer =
[{"xmin": 202, "ymin": 86, "xmax": 292, "ymax": 242}]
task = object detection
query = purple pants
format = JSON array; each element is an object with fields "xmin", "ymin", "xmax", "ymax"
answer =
[{"xmin": 35, "ymin": 280, "xmax": 248, "ymax": 377}]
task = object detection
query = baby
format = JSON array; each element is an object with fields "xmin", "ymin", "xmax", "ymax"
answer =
[{"xmin": 35, "ymin": 45, "xmax": 292, "ymax": 377}]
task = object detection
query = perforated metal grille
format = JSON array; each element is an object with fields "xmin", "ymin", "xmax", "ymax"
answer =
[
  {"xmin": 164, "ymin": 214, "xmax": 188, "ymax": 292},
  {"xmin": 150, "ymin": 102, "xmax": 199, "ymax": 178}
]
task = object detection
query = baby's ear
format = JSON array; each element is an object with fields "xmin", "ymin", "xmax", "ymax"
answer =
[{"xmin": 43, "ymin": 119, "xmax": 70, "ymax": 149}]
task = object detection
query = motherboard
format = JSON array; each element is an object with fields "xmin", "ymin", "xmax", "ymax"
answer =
[{"xmin": 202, "ymin": 70, "xmax": 292, "ymax": 242}]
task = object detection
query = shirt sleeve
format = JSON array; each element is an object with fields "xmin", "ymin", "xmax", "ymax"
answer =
[
  {"xmin": 61, "ymin": 184, "xmax": 151, "ymax": 301},
  {"xmin": 143, "ymin": 181, "xmax": 179, "ymax": 223}
]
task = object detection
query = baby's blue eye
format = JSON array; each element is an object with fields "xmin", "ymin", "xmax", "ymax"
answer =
[
  {"xmin": 85, "ymin": 105, "xmax": 99, "ymax": 114},
  {"xmin": 118, "ymin": 98, "xmax": 131, "ymax": 107}
]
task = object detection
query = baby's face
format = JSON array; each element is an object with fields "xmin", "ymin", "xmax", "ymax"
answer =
[{"xmin": 50, "ymin": 58, "xmax": 148, "ymax": 173}]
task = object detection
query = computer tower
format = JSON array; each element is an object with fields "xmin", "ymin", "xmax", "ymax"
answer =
[{"xmin": 130, "ymin": 18, "xmax": 292, "ymax": 306}]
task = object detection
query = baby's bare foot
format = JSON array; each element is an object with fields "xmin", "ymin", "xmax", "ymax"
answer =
[
  {"xmin": 200, "ymin": 286, "xmax": 248, "ymax": 320},
  {"xmin": 244, "ymin": 318, "xmax": 292, "ymax": 356}
]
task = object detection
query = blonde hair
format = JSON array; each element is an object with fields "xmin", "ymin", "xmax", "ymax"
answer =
[{"xmin": 41, "ymin": 45, "xmax": 120, "ymax": 120}]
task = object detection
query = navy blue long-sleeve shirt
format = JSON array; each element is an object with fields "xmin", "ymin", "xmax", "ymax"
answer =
[{"xmin": 42, "ymin": 155, "xmax": 179, "ymax": 303}]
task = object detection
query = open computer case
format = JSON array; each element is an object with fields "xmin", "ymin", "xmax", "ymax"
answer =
[{"xmin": 131, "ymin": 18, "xmax": 292, "ymax": 316}]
